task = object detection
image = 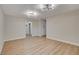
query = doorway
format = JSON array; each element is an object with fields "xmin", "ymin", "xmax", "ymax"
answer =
[
  {"xmin": 25, "ymin": 21, "xmax": 32, "ymax": 37},
  {"xmin": 25, "ymin": 20, "xmax": 46, "ymax": 37}
]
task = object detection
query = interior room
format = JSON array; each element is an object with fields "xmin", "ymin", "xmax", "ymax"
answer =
[{"xmin": 0, "ymin": 4, "xmax": 79, "ymax": 55}]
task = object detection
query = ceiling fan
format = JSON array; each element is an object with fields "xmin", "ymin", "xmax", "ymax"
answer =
[{"xmin": 38, "ymin": 4, "xmax": 56, "ymax": 11}]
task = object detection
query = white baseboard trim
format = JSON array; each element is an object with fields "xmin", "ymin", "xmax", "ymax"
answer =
[
  {"xmin": 4, "ymin": 36, "xmax": 79, "ymax": 46},
  {"xmin": 0, "ymin": 43, "xmax": 4, "ymax": 54},
  {"xmin": 47, "ymin": 36, "xmax": 79, "ymax": 46},
  {"xmin": 4, "ymin": 36, "xmax": 25, "ymax": 42}
]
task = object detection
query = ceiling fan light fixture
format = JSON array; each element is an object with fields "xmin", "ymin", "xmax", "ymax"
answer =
[{"xmin": 38, "ymin": 4, "xmax": 55, "ymax": 11}]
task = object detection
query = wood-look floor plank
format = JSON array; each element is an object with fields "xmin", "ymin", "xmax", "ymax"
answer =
[{"xmin": 1, "ymin": 36, "xmax": 79, "ymax": 55}]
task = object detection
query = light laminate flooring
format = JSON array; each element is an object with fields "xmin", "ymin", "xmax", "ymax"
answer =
[{"xmin": 1, "ymin": 36, "xmax": 79, "ymax": 55}]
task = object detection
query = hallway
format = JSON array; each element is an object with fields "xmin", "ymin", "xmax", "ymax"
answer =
[{"xmin": 2, "ymin": 36, "xmax": 79, "ymax": 55}]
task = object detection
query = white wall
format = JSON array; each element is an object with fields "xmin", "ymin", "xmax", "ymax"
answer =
[
  {"xmin": 31, "ymin": 20, "xmax": 40, "ymax": 36},
  {"xmin": 5, "ymin": 15, "xmax": 46, "ymax": 41},
  {"xmin": 41, "ymin": 20, "xmax": 46, "ymax": 36},
  {"xmin": 31, "ymin": 20, "xmax": 46, "ymax": 36},
  {"xmin": 5, "ymin": 16, "xmax": 26, "ymax": 41},
  {"xmin": 0, "ymin": 7, "xmax": 4, "ymax": 53},
  {"xmin": 46, "ymin": 10, "xmax": 79, "ymax": 46}
]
